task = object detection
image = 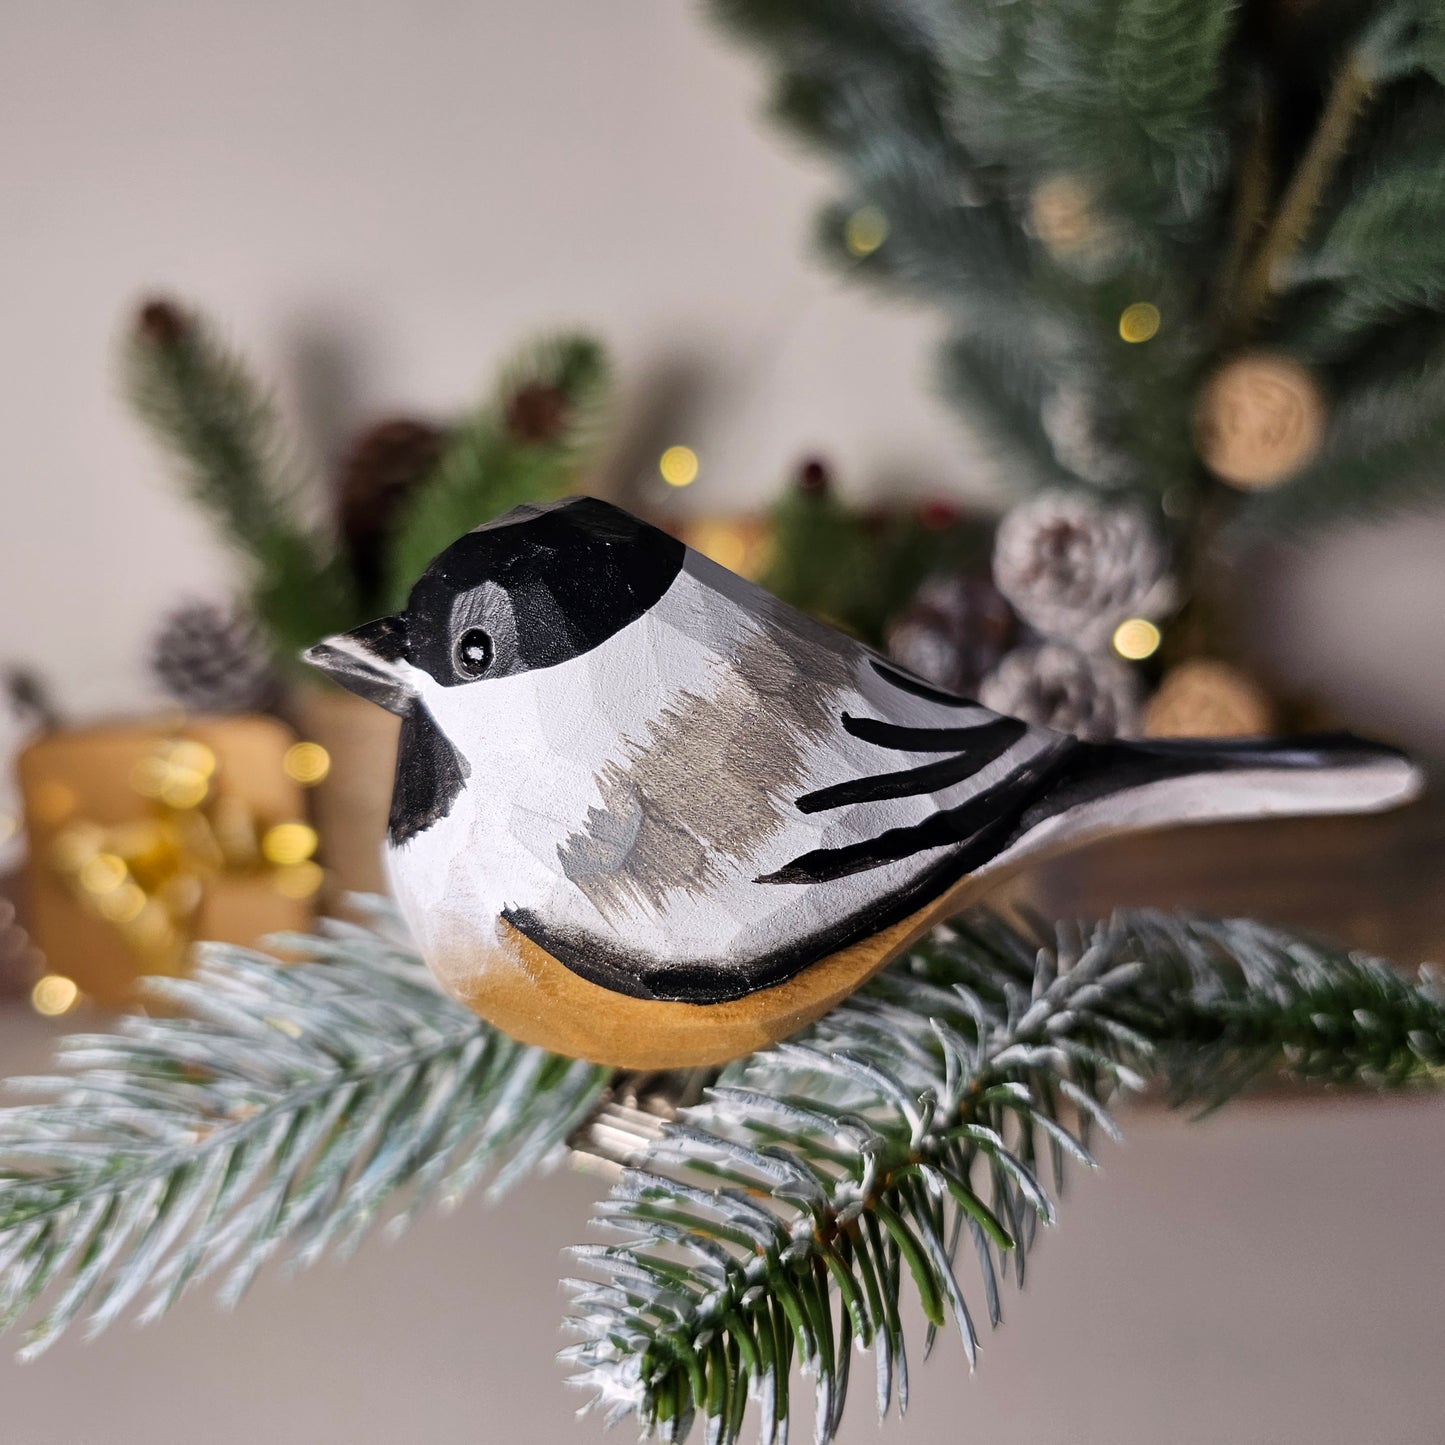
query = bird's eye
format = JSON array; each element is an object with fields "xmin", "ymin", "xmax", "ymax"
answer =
[{"xmin": 453, "ymin": 628, "xmax": 493, "ymax": 678}]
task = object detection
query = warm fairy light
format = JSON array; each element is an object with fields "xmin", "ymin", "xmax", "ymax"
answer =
[
  {"xmin": 133, "ymin": 742, "xmax": 216, "ymax": 810},
  {"xmin": 1113, "ymin": 617, "xmax": 1162, "ymax": 660},
  {"xmin": 274, "ymin": 860, "xmax": 325, "ymax": 900},
  {"xmin": 1119, "ymin": 302, "xmax": 1161, "ymax": 343},
  {"xmin": 283, "ymin": 741, "xmax": 331, "ymax": 786},
  {"xmin": 31, "ymin": 974, "xmax": 80, "ymax": 1017},
  {"xmin": 844, "ymin": 205, "xmax": 889, "ymax": 257},
  {"xmin": 96, "ymin": 881, "xmax": 147, "ymax": 925},
  {"xmin": 261, "ymin": 822, "xmax": 319, "ymax": 868},
  {"xmin": 659, "ymin": 445, "xmax": 699, "ymax": 488},
  {"xmin": 168, "ymin": 740, "xmax": 217, "ymax": 777},
  {"xmin": 705, "ymin": 532, "xmax": 747, "ymax": 572},
  {"xmin": 79, "ymin": 852, "xmax": 128, "ymax": 895}
]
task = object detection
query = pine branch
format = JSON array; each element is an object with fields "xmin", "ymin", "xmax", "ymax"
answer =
[
  {"xmin": 0, "ymin": 899, "xmax": 608, "ymax": 1358},
  {"xmin": 1234, "ymin": 54, "xmax": 1377, "ymax": 335},
  {"xmin": 384, "ymin": 333, "xmax": 610, "ymax": 609},
  {"xmin": 564, "ymin": 911, "xmax": 1445, "ymax": 1445},
  {"xmin": 936, "ymin": 0, "xmax": 1239, "ymax": 240},
  {"xmin": 123, "ymin": 299, "xmax": 355, "ymax": 662}
]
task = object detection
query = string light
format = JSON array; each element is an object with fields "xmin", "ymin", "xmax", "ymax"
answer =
[
  {"xmin": 659, "ymin": 445, "xmax": 699, "ymax": 488},
  {"xmin": 261, "ymin": 822, "xmax": 319, "ymax": 868},
  {"xmin": 1113, "ymin": 617, "xmax": 1162, "ymax": 660},
  {"xmin": 1119, "ymin": 303, "xmax": 1161, "ymax": 343},
  {"xmin": 31, "ymin": 974, "xmax": 79, "ymax": 1017},
  {"xmin": 844, "ymin": 205, "xmax": 889, "ymax": 257},
  {"xmin": 79, "ymin": 852, "xmax": 128, "ymax": 895},
  {"xmin": 282, "ymin": 741, "xmax": 331, "ymax": 785}
]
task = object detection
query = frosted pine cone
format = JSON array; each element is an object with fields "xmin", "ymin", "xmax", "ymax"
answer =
[
  {"xmin": 980, "ymin": 643, "xmax": 1140, "ymax": 741},
  {"xmin": 885, "ymin": 574, "xmax": 1016, "ymax": 698},
  {"xmin": 150, "ymin": 598, "xmax": 279, "ymax": 715},
  {"xmin": 992, "ymin": 490, "xmax": 1172, "ymax": 647}
]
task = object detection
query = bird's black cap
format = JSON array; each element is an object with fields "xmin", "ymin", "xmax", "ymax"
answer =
[
  {"xmin": 404, "ymin": 497, "xmax": 685, "ymax": 686},
  {"xmin": 304, "ymin": 497, "xmax": 686, "ymax": 703}
]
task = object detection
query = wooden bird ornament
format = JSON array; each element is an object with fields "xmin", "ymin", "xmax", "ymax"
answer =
[{"xmin": 304, "ymin": 497, "xmax": 1422, "ymax": 1069}]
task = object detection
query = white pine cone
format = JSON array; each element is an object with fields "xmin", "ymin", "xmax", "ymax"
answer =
[
  {"xmin": 980, "ymin": 643, "xmax": 1140, "ymax": 741},
  {"xmin": 150, "ymin": 598, "xmax": 279, "ymax": 715},
  {"xmin": 1040, "ymin": 388, "xmax": 1139, "ymax": 488},
  {"xmin": 992, "ymin": 490, "xmax": 1173, "ymax": 648},
  {"xmin": 884, "ymin": 573, "xmax": 1016, "ymax": 698}
]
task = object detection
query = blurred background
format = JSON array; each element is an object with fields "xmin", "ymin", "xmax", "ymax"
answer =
[{"xmin": 1, "ymin": 1, "xmax": 1443, "ymax": 1442}]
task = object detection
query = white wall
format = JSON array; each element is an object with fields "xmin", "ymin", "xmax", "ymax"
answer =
[{"xmin": 2, "ymin": 0, "xmax": 1441, "ymax": 746}]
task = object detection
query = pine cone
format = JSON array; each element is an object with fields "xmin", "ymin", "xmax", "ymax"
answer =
[
  {"xmin": 336, "ymin": 417, "xmax": 449, "ymax": 605},
  {"xmin": 992, "ymin": 490, "xmax": 1173, "ymax": 648},
  {"xmin": 886, "ymin": 573, "xmax": 1016, "ymax": 698},
  {"xmin": 150, "ymin": 598, "xmax": 279, "ymax": 715},
  {"xmin": 504, "ymin": 384, "xmax": 570, "ymax": 445},
  {"xmin": 795, "ymin": 456, "xmax": 832, "ymax": 496},
  {"xmin": 980, "ymin": 643, "xmax": 1140, "ymax": 741},
  {"xmin": 135, "ymin": 297, "xmax": 191, "ymax": 348}
]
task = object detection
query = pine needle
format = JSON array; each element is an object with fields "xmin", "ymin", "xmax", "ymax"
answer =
[
  {"xmin": 565, "ymin": 911, "xmax": 1445, "ymax": 1445},
  {"xmin": 0, "ymin": 899, "xmax": 608, "ymax": 1356}
]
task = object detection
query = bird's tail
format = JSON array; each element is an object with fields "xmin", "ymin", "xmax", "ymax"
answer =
[{"xmin": 1018, "ymin": 731, "xmax": 1423, "ymax": 858}]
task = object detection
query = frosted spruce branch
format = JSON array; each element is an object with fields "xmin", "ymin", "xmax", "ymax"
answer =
[
  {"xmin": 564, "ymin": 911, "xmax": 1445, "ymax": 1445},
  {"xmin": 0, "ymin": 902, "xmax": 1439, "ymax": 1437},
  {"xmin": 0, "ymin": 900, "xmax": 608, "ymax": 1358}
]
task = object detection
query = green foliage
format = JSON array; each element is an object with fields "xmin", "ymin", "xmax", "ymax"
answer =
[
  {"xmin": 1, "ymin": 904, "xmax": 1441, "ymax": 1439},
  {"xmin": 384, "ymin": 334, "xmax": 610, "ymax": 609},
  {"xmin": 761, "ymin": 483, "xmax": 992, "ymax": 644},
  {"xmin": 565, "ymin": 911, "xmax": 1445, "ymax": 1444},
  {"xmin": 123, "ymin": 304, "xmax": 355, "ymax": 663},
  {"xmin": 125, "ymin": 301, "xmax": 611, "ymax": 665},
  {"xmin": 0, "ymin": 900, "xmax": 607, "ymax": 1358},
  {"xmin": 937, "ymin": 0, "xmax": 1238, "ymax": 239},
  {"xmin": 711, "ymin": 0, "xmax": 1445, "ymax": 545}
]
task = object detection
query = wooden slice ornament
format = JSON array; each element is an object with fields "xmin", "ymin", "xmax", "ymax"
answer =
[
  {"xmin": 1195, "ymin": 353, "xmax": 1325, "ymax": 489},
  {"xmin": 1145, "ymin": 659, "xmax": 1277, "ymax": 739},
  {"xmin": 1029, "ymin": 176, "xmax": 1103, "ymax": 259},
  {"xmin": 304, "ymin": 497, "xmax": 1420, "ymax": 1069}
]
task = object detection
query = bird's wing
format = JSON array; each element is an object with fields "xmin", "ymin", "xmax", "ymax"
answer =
[
  {"xmin": 502, "ymin": 652, "xmax": 1079, "ymax": 1006},
  {"xmin": 752, "ymin": 653, "xmax": 1077, "ymax": 887}
]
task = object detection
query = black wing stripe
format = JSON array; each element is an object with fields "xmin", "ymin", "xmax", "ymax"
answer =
[
  {"xmin": 797, "ymin": 717, "xmax": 1029, "ymax": 814},
  {"xmin": 841, "ymin": 712, "xmax": 1025, "ymax": 753},
  {"xmin": 761, "ymin": 744, "xmax": 1072, "ymax": 884},
  {"xmin": 869, "ymin": 658, "xmax": 978, "ymax": 707}
]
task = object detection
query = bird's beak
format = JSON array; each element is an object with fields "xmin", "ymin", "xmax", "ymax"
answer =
[{"xmin": 302, "ymin": 615, "xmax": 414, "ymax": 716}]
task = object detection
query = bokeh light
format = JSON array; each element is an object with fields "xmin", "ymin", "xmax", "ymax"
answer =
[
  {"xmin": 1113, "ymin": 617, "xmax": 1162, "ymax": 660},
  {"xmin": 1119, "ymin": 302, "xmax": 1161, "ymax": 343},
  {"xmin": 283, "ymin": 741, "xmax": 331, "ymax": 785},
  {"xmin": 659, "ymin": 445, "xmax": 699, "ymax": 487},
  {"xmin": 31, "ymin": 974, "xmax": 80, "ymax": 1017},
  {"xmin": 844, "ymin": 205, "xmax": 889, "ymax": 257},
  {"xmin": 261, "ymin": 822, "xmax": 319, "ymax": 867}
]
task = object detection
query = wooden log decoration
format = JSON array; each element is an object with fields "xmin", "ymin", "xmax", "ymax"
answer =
[
  {"xmin": 304, "ymin": 497, "xmax": 1420, "ymax": 1068},
  {"xmin": 1194, "ymin": 352, "xmax": 1326, "ymax": 489}
]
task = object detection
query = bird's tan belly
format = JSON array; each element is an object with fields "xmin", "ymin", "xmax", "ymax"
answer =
[{"xmin": 424, "ymin": 867, "xmax": 997, "ymax": 1068}]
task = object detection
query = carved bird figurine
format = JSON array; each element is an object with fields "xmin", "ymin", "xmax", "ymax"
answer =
[{"xmin": 304, "ymin": 497, "xmax": 1422, "ymax": 1068}]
